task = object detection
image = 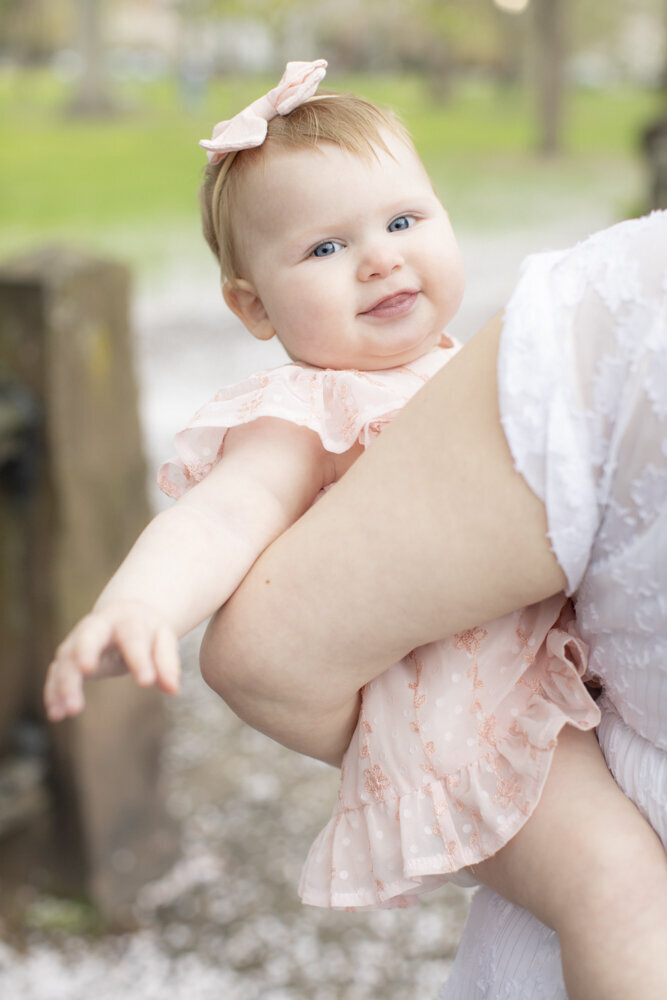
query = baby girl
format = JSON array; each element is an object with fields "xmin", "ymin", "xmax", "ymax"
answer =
[{"xmin": 45, "ymin": 62, "xmax": 666, "ymax": 999}]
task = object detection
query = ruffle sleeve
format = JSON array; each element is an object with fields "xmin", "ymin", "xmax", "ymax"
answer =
[
  {"xmin": 299, "ymin": 596, "xmax": 601, "ymax": 910},
  {"xmin": 158, "ymin": 341, "xmax": 459, "ymax": 499}
]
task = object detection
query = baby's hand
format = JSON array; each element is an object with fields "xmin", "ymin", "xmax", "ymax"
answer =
[{"xmin": 44, "ymin": 600, "xmax": 181, "ymax": 722}]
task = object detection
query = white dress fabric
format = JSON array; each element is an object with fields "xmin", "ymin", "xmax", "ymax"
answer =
[{"xmin": 442, "ymin": 211, "xmax": 667, "ymax": 998}]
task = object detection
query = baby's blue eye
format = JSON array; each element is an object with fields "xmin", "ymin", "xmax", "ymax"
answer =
[
  {"xmin": 388, "ymin": 215, "xmax": 415, "ymax": 232},
  {"xmin": 312, "ymin": 240, "xmax": 343, "ymax": 257}
]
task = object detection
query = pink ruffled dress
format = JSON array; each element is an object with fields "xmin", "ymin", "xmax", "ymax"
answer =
[{"xmin": 158, "ymin": 334, "xmax": 601, "ymax": 911}]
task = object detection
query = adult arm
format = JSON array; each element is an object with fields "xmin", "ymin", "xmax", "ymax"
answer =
[
  {"xmin": 201, "ymin": 315, "xmax": 566, "ymax": 763},
  {"xmin": 202, "ymin": 212, "xmax": 667, "ymax": 764}
]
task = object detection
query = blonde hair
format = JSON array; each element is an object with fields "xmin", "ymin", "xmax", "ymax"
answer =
[{"xmin": 199, "ymin": 92, "xmax": 414, "ymax": 282}]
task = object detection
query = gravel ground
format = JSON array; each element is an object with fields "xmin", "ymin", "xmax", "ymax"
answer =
[
  {"xmin": 0, "ymin": 207, "xmax": 620, "ymax": 999},
  {"xmin": 1, "ymin": 634, "xmax": 472, "ymax": 1000}
]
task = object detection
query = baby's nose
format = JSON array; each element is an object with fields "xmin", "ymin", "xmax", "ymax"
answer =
[{"xmin": 357, "ymin": 242, "xmax": 404, "ymax": 281}]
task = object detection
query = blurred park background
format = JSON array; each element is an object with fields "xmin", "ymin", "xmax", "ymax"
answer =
[
  {"xmin": 2, "ymin": 0, "xmax": 666, "ymax": 395},
  {"xmin": 0, "ymin": 2, "xmax": 666, "ymax": 999},
  {"xmin": 2, "ymin": 0, "xmax": 666, "ymax": 280}
]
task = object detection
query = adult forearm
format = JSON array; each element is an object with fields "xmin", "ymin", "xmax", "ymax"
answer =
[{"xmin": 201, "ymin": 316, "xmax": 566, "ymax": 754}]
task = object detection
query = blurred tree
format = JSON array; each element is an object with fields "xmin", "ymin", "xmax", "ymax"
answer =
[
  {"xmin": 193, "ymin": 0, "xmax": 297, "ymax": 16},
  {"xmin": 493, "ymin": 2, "xmax": 530, "ymax": 87},
  {"xmin": 69, "ymin": 0, "xmax": 115, "ymax": 116},
  {"xmin": 416, "ymin": 0, "xmax": 500, "ymax": 100},
  {"xmin": 171, "ymin": 0, "xmax": 303, "ymax": 39},
  {"xmin": 567, "ymin": 0, "xmax": 667, "ymax": 79},
  {"xmin": 305, "ymin": 0, "xmax": 506, "ymax": 89},
  {"xmin": 660, "ymin": 0, "xmax": 667, "ymax": 89},
  {"xmin": 527, "ymin": 0, "xmax": 666, "ymax": 153},
  {"xmin": 0, "ymin": 0, "xmax": 72, "ymax": 63},
  {"xmin": 169, "ymin": 0, "xmax": 305, "ymax": 73},
  {"xmin": 568, "ymin": 0, "xmax": 624, "ymax": 55},
  {"xmin": 531, "ymin": 0, "xmax": 566, "ymax": 154}
]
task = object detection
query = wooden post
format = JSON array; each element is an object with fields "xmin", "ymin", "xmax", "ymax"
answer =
[
  {"xmin": 0, "ymin": 379, "xmax": 38, "ymax": 759},
  {"xmin": 643, "ymin": 115, "xmax": 667, "ymax": 210},
  {"xmin": 0, "ymin": 247, "xmax": 177, "ymax": 926}
]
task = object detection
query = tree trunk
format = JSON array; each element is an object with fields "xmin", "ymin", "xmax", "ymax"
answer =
[
  {"xmin": 69, "ymin": 0, "xmax": 115, "ymax": 117},
  {"xmin": 532, "ymin": 0, "xmax": 566, "ymax": 155}
]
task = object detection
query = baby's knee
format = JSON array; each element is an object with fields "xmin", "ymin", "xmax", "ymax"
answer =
[{"xmin": 199, "ymin": 612, "xmax": 250, "ymax": 702}]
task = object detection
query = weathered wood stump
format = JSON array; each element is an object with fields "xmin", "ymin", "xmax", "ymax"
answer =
[{"xmin": 0, "ymin": 247, "xmax": 177, "ymax": 926}]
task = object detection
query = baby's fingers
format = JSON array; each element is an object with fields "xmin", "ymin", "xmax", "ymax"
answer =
[
  {"xmin": 112, "ymin": 619, "xmax": 159, "ymax": 687},
  {"xmin": 45, "ymin": 607, "xmax": 180, "ymax": 723},
  {"xmin": 44, "ymin": 616, "xmax": 115, "ymax": 720},
  {"xmin": 71, "ymin": 614, "xmax": 118, "ymax": 677},
  {"xmin": 44, "ymin": 662, "xmax": 82, "ymax": 721},
  {"xmin": 152, "ymin": 625, "xmax": 181, "ymax": 694},
  {"xmin": 44, "ymin": 648, "xmax": 85, "ymax": 721}
]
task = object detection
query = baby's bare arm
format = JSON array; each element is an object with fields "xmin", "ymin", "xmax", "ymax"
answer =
[
  {"xmin": 97, "ymin": 419, "xmax": 330, "ymax": 633},
  {"xmin": 472, "ymin": 726, "xmax": 667, "ymax": 1000},
  {"xmin": 45, "ymin": 418, "xmax": 330, "ymax": 721}
]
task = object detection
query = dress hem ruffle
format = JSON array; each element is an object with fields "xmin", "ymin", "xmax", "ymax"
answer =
[
  {"xmin": 299, "ymin": 602, "xmax": 601, "ymax": 911},
  {"xmin": 300, "ymin": 711, "xmax": 597, "ymax": 910}
]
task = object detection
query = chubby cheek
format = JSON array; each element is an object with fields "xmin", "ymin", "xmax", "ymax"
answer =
[
  {"xmin": 447, "ymin": 255, "xmax": 466, "ymax": 315},
  {"xmin": 431, "ymin": 244, "xmax": 466, "ymax": 324},
  {"xmin": 297, "ymin": 289, "xmax": 333, "ymax": 326},
  {"xmin": 276, "ymin": 292, "xmax": 336, "ymax": 363},
  {"xmin": 288, "ymin": 283, "xmax": 335, "ymax": 335}
]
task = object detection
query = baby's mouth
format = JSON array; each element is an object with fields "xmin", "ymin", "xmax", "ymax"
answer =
[{"xmin": 360, "ymin": 290, "xmax": 418, "ymax": 319}]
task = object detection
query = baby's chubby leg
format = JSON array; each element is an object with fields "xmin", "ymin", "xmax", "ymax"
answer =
[
  {"xmin": 200, "ymin": 612, "xmax": 361, "ymax": 766},
  {"xmin": 471, "ymin": 725, "xmax": 667, "ymax": 1000}
]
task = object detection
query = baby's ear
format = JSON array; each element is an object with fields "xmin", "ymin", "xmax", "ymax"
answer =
[{"xmin": 222, "ymin": 279, "xmax": 276, "ymax": 342}]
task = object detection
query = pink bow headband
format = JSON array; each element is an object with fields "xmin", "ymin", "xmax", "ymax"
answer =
[{"xmin": 200, "ymin": 59, "xmax": 328, "ymax": 166}]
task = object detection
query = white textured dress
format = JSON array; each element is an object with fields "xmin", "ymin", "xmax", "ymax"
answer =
[{"xmin": 442, "ymin": 211, "xmax": 667, "ymax": 999}]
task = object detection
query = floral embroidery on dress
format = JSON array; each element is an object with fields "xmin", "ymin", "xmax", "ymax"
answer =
[
  {"xmin": 454, "ymin": 625, "xmax": 488, "ymax": 656},
  {"xmin": 299, "ymin": 595, "xmax": 600, "ymax": 910},
  {"xmin": 364, "ymin": 764, "xmax": 392, "ymax": 802},
  {"xmin": 477, "ymin": 713, "xmax": 498, "ymax": 749}
]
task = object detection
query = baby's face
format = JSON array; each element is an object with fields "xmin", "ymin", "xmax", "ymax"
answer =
[{"xmin": 236, "ymin": 131, "xmax": 465, "ymax": 370}]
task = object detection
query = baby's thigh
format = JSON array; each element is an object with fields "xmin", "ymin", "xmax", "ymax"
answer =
[{"xmin": 440, "ymin": 886, "xmax": 565, "ymax": 1000}]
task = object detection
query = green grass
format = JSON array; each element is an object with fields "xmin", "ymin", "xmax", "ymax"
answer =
[{"xmin": 0, "ymin": 68, "xmax": 660, "ymax": 266}]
